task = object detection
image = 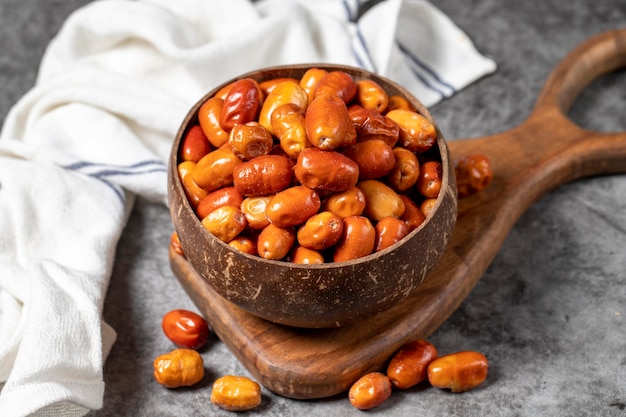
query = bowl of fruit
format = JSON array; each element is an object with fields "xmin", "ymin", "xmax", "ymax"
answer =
[{"xmin": 168, "ymin": 64, "xmax": 457, "ymax": 328}]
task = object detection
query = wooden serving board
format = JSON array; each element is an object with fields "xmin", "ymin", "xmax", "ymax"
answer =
[{"xmin": 169, "ymin": 29, "xmax": 626, "ymax": 399}]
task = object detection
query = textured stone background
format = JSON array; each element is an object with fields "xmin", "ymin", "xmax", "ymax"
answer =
[{"xmin": 1, "ymin": 1, "xmax": 625, "ymax": 416}]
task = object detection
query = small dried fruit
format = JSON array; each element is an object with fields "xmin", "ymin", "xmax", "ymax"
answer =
[
  {"xmin": 257, "ymin": 223, "xmax": 296, "ymax": 260},
  {"xmin": 259, "ymin": 80, "xmax": 308, "ymax": 135},
  {"xmin": 386, "ymin": 94, "xmax": 414, "ymax": 112},
  {"xmin": 348, "ymin": 372, "xmax": 392, "ymax": 410},
  {"xmin": 387, "ymin": 339, "xmax": 438, "ymax": 389},
  {"xmin": 197, "ymin": 97, "xmax": 230, "ymax": 147},
  {"xmin": 196, "ymin": 186, "xmax": 244, "ymax": 220},
  {"xmin": 342, "ymin": 139, "xmax": 396, "ymax": 180},
  {"xmin": 180, "ymin": 125, "xmax": 212, "ymax": 162},
  {"xmin": 259, "ymin": 77, "xmax": 299, "ymax": 96},
  {"xmin": 374, "ymin": 216, "xmax": 409, "ymax": 252},
  {"xmin": 356, "ymin": 79, "xmax": 389, "ymax": 113},
  {"xmin": 201, "ymin": 205, "xmax": 247, "ymax": 243},
  {"xmin": 211, "ymin": 375, "xmax": 262, "ymax": 412},
  {"xmin": 290, "ymin": 245, "xmax": 325, "ymax": 264},
  {"xmin": 228, "ymin": 235, "xmax": 257, "ymax": 255},
  {"xmin": 314, "ymin": 70, "xmax": 357, "ymax": 104},
  {"xmin": 266, "ymin": 186, "xmax": 321, "ymax": 228},
  {"xmin": 399, "ymin": 194, "xmax": 426, "ymax": 232},
  {"xmin": 228, "ymin": 122, "xmax": 273, "ymax": 161},
  {"xmin": 416, "ymin": 160, "xmax": 443, "ymax": 199},
  {"xmin": 320, "ymin": 186, "xmax": 366, "ymax": 218},
  {"xmin": 427, "ymin": 351, "xmax": 489, "ymax": 393},
  {"xmin": 220, "ymin": 78, "xmax": 262, "ymax": 131},
  {"xmin": 192, "ymin": 146, "xmax": 242, "ymax": 192},
  {"xmin": 299, "ymin": 67, "xmax": 328, "ymax": 104},
  {"xmin": 305, "ymin": 94, "xmax": 352, "ymax": 150},
  {"xmin": 386, "ymin": 109, "xmax": 437, "ymax": 153},
  {"xmin": 294, "ymin": 148, "xmax": 359, "ymax": 192},
  {"xmin": 347, "ymin": 105, "xmax": 399, "ymax": 146},
  {"xmin": 455, "ymin": 154, "xmax": 493, "ymax": 198},
  {"xmin": 297, "ymin": 211, "xmax": 343, "ymax": 250},
  {"xmin": 170, "ymin": 232, "xmax": 184, "ymax": 257},
  {"xmin": 333, "ymin": 215, "xmax": 375, "ymax": 262},
  {"xmin": 178, "ymin": 161, "xmax": 208, "ymax": 207},
  {"xmin": 386, "ymin": 147, "xmax": 420, "ymax": 192},
  {"xmin": 271, "ymin": 103, "xmax": 310, "ymax": 158},
  {"xmin": 153, "ymin": 348, "xmax": 204, "ymax": 389},
  {"xmin": 357, "ymin": 179, "xmax": 405, "ymax": 221},
  {"xmin": 161, "ymin": 309, "xmax": 210, "ymax": 350},
  {"xmin": 232, "ymin": 154, "xmax": 292, "ymax": 196},
  {"xmin": 240, "ymin": 195, "xmax": 272, "ymax": 230},
  {"xmin": 420, "ymin": 198, "xmax": 438, "ymax": 218}
]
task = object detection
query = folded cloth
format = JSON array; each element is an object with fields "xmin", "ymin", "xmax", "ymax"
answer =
[{"xmin": 0, "ymin": 0, "xmax": 496, "ymax": 415}]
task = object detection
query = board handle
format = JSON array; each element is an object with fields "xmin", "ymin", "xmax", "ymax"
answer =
[
  {"xmin": 448, "ymin": 29, "xmax": 626, "ymax": 267},
  {"xmin": 523, "ymin": 28, "xmax": 626, "ymax": 180},
  {"xmin": 533, "ymin": 28, "xmax": 626, "ymax": 116}
]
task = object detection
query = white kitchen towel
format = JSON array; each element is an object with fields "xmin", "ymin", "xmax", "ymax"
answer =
[{"xmin": 0, "ymin": 0, "xmax": 496, "ymax": 415}]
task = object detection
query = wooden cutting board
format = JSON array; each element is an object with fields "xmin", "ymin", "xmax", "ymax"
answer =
[{"xmin": 169, "ymin": 29, "xmax": 626, "ymax": 399}]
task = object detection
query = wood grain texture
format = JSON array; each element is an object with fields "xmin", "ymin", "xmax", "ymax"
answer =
[{"xmin": 170, "ymin": 29, "xmax": 626, "ymax": 400}]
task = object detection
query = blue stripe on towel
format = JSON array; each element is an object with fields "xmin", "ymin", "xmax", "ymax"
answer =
[
  {"xmin": 62, "ymin": 159, "xmax": 167, "ymax": 204},
  {"xmin": 406, "ymin": 65, "xmax": 445, "ymax": 101},
  {"xmin": 97, "ymin": 179, "xmax": 126, "ymax": 204},
  {"xmin": 353, "ymin": 26, "xmax": 377, "ymax": 72},
  {"xmin": 94, "ymin": 166, "xmax": 167, "ymax": 178},
  {"xmin": 343, "ymin": 0, "xmax": 377, "ymax": 72},
  {"xmin": 64, "ymin": 168, "xmax": 126, "ymax": 204},
  {"xmin": 64, "ymin": 159, "xmax": 165, "ymax": 172},
  {"xmin": 397, "ymin": 42, "xmax": 456, "ymax": 98},
  {"xmin": 63, "ymin": 160, "xmax": 167, "ymax": 179},
  {"xmin": 342, "ymin": 0, "xmax": 357, "ymax": 22}
]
